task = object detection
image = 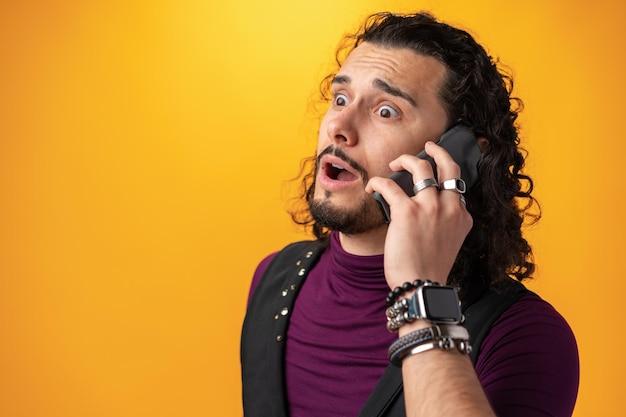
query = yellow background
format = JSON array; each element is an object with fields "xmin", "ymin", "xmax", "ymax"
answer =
[{"xmin": 1, "ymin": 0, "xmax": 624, "ymax": 415}]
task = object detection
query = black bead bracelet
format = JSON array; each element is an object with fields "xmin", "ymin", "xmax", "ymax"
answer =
[{"xmin": 385, "ymin": 279, "xmax": 439, "ymax": 307}]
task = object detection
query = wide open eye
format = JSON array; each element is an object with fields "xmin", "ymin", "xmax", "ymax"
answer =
[
  {"xmin": 333, "ymin": 93, "xmax": 350, "ymax": 107},
  {"xmin": 377, "ymin": 105, "xmax": 399, "ymax": 118}
]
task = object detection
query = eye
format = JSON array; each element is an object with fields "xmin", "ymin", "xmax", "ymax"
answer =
[
  {"xmin": 377, "ymin": 105, "xmax": 399, "ymax": 119},
  {"xmin": 333, "ymin": 93, "xmax": 350, "ymax": 107}
]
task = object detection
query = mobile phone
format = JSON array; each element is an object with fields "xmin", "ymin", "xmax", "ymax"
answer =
[{"xmin": 372, "ymin": 125, "xmax": 481, "ymax": 223}]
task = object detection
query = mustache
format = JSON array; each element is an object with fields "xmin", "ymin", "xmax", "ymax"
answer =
[{"xmin": 316, "ymin": 146, "xmax": 369, "ymax": 183}]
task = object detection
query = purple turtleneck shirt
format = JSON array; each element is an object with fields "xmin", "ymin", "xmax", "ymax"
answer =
[{"xmin": 248, "ymin": 232, "xmax": 579, "ymax": 417}]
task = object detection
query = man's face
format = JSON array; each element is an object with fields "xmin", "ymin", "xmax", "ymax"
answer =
[{"xmin": 310, "ymin": 42, "xmax": 450, "ymax": 234}]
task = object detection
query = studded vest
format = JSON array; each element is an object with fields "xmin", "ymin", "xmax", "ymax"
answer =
[{"xmin": 240, "ymin": 239, "xmax": 529, "ymax": 417}]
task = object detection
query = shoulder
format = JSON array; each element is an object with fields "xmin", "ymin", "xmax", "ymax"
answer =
[
  {"xmin": 246, "ymin": 240, "xmax": 327, "ymax": 303},
  {"xmin": 246, "ymin": 252, "xmax": 279, "ymax": 303},
  {"xmin": 476, "ymin": 293, "xmax": 579, "ymax": 417},
  {"xmin": 483, "ymin": 294, "xmax": 577, "ymax": 347}
]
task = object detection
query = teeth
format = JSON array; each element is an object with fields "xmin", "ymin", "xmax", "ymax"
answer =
[{"xmin": 331, "ymin": 163, "xmax": 345, "ymax": 170}]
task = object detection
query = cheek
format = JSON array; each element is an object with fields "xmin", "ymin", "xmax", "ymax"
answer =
[
  {"xmin": 365, "ymin": 151, "xmax": 393, "ymax": 178},
  {"xmin": 371, "ymin": 140, "xmax": 406, "ymax": 166},
  {"xmin": 366, "ymin": 140, "xmax": 421, "ymax": 177}
]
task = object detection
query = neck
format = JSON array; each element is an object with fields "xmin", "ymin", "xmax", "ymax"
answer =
[{"xmin": 338, "ymin": 225, "xmax": 388, "ymax": 256}]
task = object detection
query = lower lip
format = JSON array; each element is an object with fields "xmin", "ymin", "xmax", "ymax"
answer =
[{"xmin": 317, "ymin": 170, "xmax": 361, "ymax": 191}]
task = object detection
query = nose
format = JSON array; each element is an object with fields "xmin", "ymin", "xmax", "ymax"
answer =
[{"xmin": 325, "ymin": 106, "xmax": 358, "ymax": 147}]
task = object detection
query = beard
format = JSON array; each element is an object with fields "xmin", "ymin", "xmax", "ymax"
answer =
[
  {"xmin": 308, "ymin": 145, "xmax": 386, "ymax": 235},
  {"xmin": 309, "ymin": 193, "xmax": 386, "ymax": 235}
]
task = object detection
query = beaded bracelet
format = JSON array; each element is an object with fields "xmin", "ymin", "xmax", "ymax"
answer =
[
  {"xmin": 386, "ymin": 298, "xmax": 414, "ymax": 332},
  {"xmin": 385, "ymin": 279, "xmax": 439, "ymax": 307},
  {"xmin": 385, "ymin": 283, "xmax": 442, "ymax": 332}
]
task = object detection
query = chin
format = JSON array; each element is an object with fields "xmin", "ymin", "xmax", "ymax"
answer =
[{"xmin": 309, "ymin": 194, "xmax": 385, "ymax": 235}]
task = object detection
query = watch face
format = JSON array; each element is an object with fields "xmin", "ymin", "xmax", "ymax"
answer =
[{"xmin": 420, "ymin": 286, "xmax": 462, "ymax": 323}]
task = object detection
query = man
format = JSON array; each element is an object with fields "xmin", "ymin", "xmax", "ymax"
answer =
[{"xmin": 241, "ymin": 11, "xmax": 579, "ymax": 417}]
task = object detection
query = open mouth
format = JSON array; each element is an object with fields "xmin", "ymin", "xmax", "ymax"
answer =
[{"xmin": 326, "ymin": 162, "xmax": 358, "ymax": 182}]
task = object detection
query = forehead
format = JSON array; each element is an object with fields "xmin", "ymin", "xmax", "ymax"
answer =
[{"xmin": 337, "ymin": 42, "xmax": 448, "ymax": 100}]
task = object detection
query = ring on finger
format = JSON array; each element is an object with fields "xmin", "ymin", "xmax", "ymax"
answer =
[
  {"xmin": 413, "ymin": 178, "xmax": 439, "ymax": 194},
  {"xmin": 440, "ymin": 178, "xmax": 466, "ymax": 194}
]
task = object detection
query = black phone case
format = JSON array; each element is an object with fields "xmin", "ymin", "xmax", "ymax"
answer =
[{"xmin": 372, "ymin": 125, "xmax": 481, "ymax": 223}]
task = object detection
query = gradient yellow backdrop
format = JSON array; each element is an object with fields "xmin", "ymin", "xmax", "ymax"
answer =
[{"xmin": 1, "ymin": 0, "xmax": 623, "ymax": 415}]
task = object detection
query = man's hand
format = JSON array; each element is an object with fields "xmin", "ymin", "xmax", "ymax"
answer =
[{"xmin": 365, "ymin": 141, "xmax": 473, "ymax": 288}]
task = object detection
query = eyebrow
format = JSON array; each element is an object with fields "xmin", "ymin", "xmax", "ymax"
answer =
[
  {"xmin": 331, "ymin": 75, "xmax": 417, "ymax": 107},
  {"xmin": 332, "ymin": 75, "xmax": 350, "ymax": 85},
  {"xmin": 373, "ymin": 78, "xmax": 417, "ymax": 107}
]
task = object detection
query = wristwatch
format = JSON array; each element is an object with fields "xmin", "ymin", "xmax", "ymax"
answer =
[
  {"xmin": 406, "ymin": 284, "xmax": 463, "ymax": 324},
  {"xmin": 386, "ymin": 282, "xmax": 464, "ymax": 331}
]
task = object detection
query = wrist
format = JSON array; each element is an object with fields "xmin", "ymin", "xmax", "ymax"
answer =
[
  {"xmin": 385, "ymin": 282, "xmax": 463, "ymax": 332},
  {"xmin": 385, "ymin": 279, "xmax": 438, "ymax": 309},
  {"xmin": 397, "ymin": 319, "xmax": 430, "ymax": 337}
]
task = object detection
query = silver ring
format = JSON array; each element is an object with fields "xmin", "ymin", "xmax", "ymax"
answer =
[
  {"xmin": 413, "ymin": 178, "xmax": 439, "ymax": 194},
  {"xmin": 459, "ymin": 195, "xmax": 466, "ymax": 205},
  {"xmin": 440, "ymin": 178, "xmax": 466, "ymax": 194}
]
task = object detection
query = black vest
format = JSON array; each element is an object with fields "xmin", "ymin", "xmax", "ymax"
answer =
[{"xmin": 241, "ymin": 240, "xmax": 530, "ymax": 417}]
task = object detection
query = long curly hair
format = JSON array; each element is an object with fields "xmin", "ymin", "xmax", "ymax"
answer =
[{"xmin": 289, "ymin": 12, "xmax": 540, "ymax": 294}]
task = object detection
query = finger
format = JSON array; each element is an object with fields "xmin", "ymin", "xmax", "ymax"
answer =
[
  {"xmin": 366, "ymin": 176, "xmax": 416, "ymax": 210},
  {"xmin": 424, "ymin": 141, "xmax": 461, "ymax": 181},
  {"xmin": 389, "ymin": 153, "xmax": 439, "ymax": 199},
  {"xmin": 440, "ymin": 178, "xmax": 469, "ymax": 207},
  {"xmin": 423, "ymin": 142, "xmax": 467, "ymax": 206}
]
